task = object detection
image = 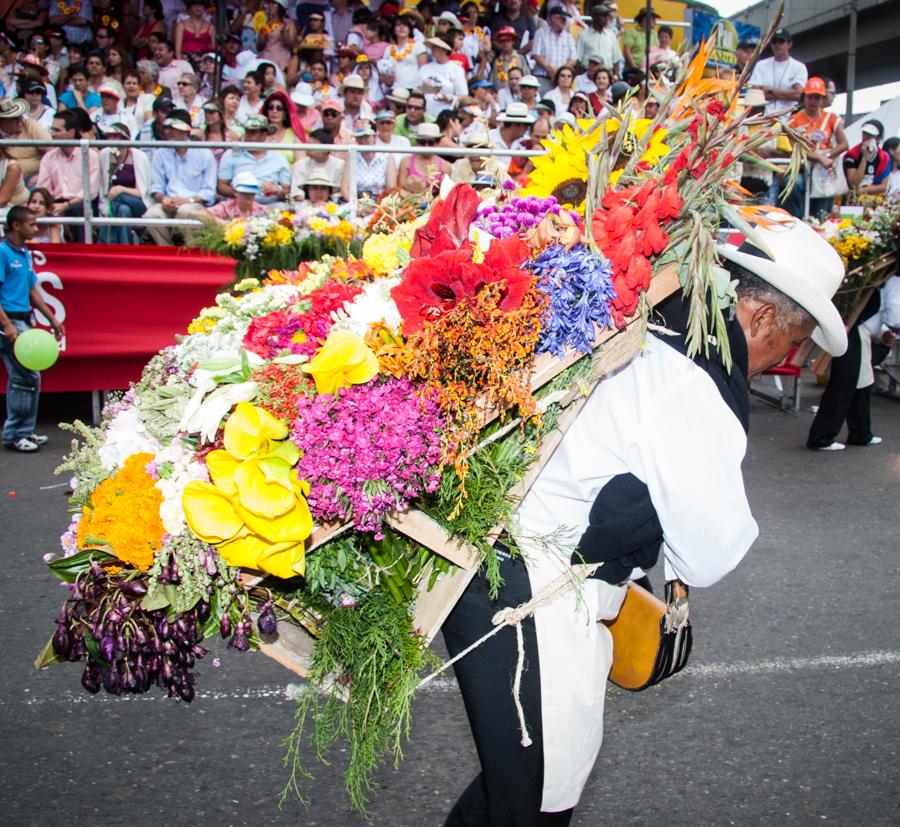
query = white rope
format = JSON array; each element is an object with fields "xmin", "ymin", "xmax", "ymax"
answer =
[{"xmin": 417, "ymin": 561, "xmax": 602, "ymax": 747}]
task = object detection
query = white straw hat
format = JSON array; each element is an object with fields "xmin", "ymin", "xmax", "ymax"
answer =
[{"xmin": 717, "ymin": 208, "xmax": 848, "ymax": 356}]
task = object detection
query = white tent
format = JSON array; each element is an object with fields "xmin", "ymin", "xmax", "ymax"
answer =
[{"xmin": 844, "ymin": 94, "xmax": 900, "ymax": 147}]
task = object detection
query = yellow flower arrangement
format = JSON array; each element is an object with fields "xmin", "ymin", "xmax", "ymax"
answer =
[
  {"xmin": 182, "ymin": 403, "xmax": 313, "ymax": 579},
  {"xmin": 187, "ymin": 305, "xmax": 226, "ymax": 335},
  {"xmin": 77, "ymin": 453, "xmax": 165, "ymax": 571},
  {"xmin": 223, "ymin": 220, "xmax": 246, "ymax": 246},
  {"xmin": 362, "ymin": 224, "xmax": 415, "ymax": 276},
  {"xmin": 522, "ymin": 119, "xmax": 669, "ymax": 213},
  {"xmin": 303, "ymin": 328, "xmax": 380, "ymax": 395},
  {"xmin": 308, "ymin": 216, "xmax": 356, "ymax": 243},
  {"xmin": 831, "ymin": 234, "xmax": 871, "ymax": 269},
  {"xmin": 262, "ymin": 224, "xmax": 295, "ymax": 247}
]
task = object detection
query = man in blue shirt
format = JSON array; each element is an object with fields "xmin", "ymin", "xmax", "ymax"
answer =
[
  {"xmin": 217, "ymin": 114, "xmax": 291, "ymax": 206},
  {"xmin": 144, "ymin": 110, "xmax": 217, "ymax": 245},
  {"xmin": 0, "ymin": 206, "xmax": 65, "ymax": 453}
]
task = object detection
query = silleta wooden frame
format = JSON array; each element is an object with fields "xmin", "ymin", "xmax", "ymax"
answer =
[{"xmin": 258, "ymin": 265, "xmax": 682, "ymax": 677}]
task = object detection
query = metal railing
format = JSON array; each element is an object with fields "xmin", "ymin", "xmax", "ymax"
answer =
[
  {"xmin": 2, "ymin": 137, "xmax": 546, "ymax": 241},
  {"xmin": 2, "ymin": 137, "xmax": 809, "ymax": 240}
]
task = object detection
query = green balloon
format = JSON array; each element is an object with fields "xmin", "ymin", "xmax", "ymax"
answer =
[{"xmin": 14, "ymin": 327, "xmax": 59, "ymax": 371}]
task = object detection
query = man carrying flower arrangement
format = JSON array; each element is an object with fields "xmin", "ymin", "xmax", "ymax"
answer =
[{"xmin": 442, "ymin": 212, "xmax": 848, "ymax": 826}]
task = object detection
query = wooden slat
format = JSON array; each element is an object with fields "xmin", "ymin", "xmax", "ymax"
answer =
[{"xmin": 385, "ymin": 509, "xmax": 480, "ymax": 569}]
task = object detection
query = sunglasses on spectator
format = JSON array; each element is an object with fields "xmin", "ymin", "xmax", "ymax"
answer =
[
  {"xmin": 267, "ymin": 104, "xmax": 285, "ymax": 110},
  {"xmin": 176, "ymin": 81, "xmax": 193, "ymax": 86},
  {"xmin": 772, "ymin": 37, "xmax": 788, "ymax": 43},
  {"xmin": 406, "ymin": 104, "xmax": 424, "ymax": 110}
]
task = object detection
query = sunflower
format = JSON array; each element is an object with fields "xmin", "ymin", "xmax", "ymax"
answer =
[{"xmin": 521, "ymin": 119, "xmax": 670, "ymax": 213}]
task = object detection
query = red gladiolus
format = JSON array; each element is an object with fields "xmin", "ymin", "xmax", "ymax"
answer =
[
  {"xmin": 657, "ymin": 185, "xmax": 684, "ymax": 219},
  {"xmin": 707, "ymin": 100, "xmax": 726, "ymax": 120},
  {"xmin": 689, "ymin": 158, "xmax": 708, "ymax": 179},
  {"xmin": 624, "ymin": 254, "xmax": 652, "ymax": 291},
  {"xmin": 636, "ymin": 219, "xmax": 668, "ymax": 257}
]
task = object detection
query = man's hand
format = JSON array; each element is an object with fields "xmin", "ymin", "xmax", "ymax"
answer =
[
  {"xmin": 161, "ymin": 195, "xmax": 178, "ymax": 215},
  {"xmin": 259, "ymin": 182, "xmax": 278, "ymax": 196},
  {"xmin": 50, "ymin": 318, "xmax": 65, "ymax": 342},
  {"xmin": 814, "ymin": 151, "xmax": 833, "ymax": 168},
  {"xmin": 1, "ymin": 320, "xmax": 17, "ymax": 343},
  {"xmin": 51, "ymin": 200, "xmax": 68, "ymax": 216}
]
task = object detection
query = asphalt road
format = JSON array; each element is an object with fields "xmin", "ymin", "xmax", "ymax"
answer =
[{"xmin": 1, "ymin": 385, "xmax": 898, "ymax": 827}]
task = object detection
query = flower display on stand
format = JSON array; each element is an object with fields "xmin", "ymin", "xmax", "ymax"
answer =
[{"xmin": 38, "ymin": 39, "xmax": 798, "ymax": 816}]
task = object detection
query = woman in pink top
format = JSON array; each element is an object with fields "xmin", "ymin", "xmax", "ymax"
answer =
[
  {"xmin": 175, "ymin": 1, "xmax": 215, "ymax": 63},
  {"xmin": 258, "ymin": 0, "xmax": 297, "ymax": 71}
]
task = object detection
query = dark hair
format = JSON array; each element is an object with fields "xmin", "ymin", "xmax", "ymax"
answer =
[
  {"xmin": 53, "ymin": 108, "xmax": 80, "ymax": 134},
  {"xmin": 407, "ymin": 91, "xmax": 426, "ymax": 106},
  {"xmin": 658, "ymin": 25, "xmax": 673, "ymax": 38},
  {"xmin": 310, "ymin": 127, "xmax": 334, "ymax": 143},
  {"xmin": 883, "ymin": 136, "xmax": 900, "ymax": 154},
  {"xmin": 145, "ymin": 0, "xmax": 164, "ymax": 20},
  {"xmin": 262, "ymin": 93, "xmax": 290, "ymax": 128},
  {"xmin": 158, "ymin": 39, "xmax": 175, "ymax": 54},
  {"xmin": 123, "ymin": 69, "xmax": 140, "ymax": 85},
  {"xmin": 28, "ymin": 187, "xmax": 53, "ymax": 211},
  {"xmin": 863, "ymin": 119, "xmax": 885, "ymax": 139},
  {"xmin": 737, "ymin": 40, "xmax": 756, "ymax": 51},
  {"xmin": 553, "ymin": 65, "xmax": 574, "ymax": 85},
  {"xmin": 67, "ymin": 62, "xmax": 88, "ymax": 80},
  {"xmin": 537, "ymin": 98, "xmax": 556, "ymax": 115},
  {"xmin": 622, "ymin": 67, "xmax": 645, "ymax": 86},
  {"xmin": 221, "ymin": 84, "xmax": 242, "ymax": 98},
  {"xmin": 352, "ymin": 8, "xmax": 372, "ymax": 24},
  {"xmin": 86, "ymin": 49, "xmax": 107, "ymax": 68},
  {"xmin": 71, "ymin": 107, "xmax": 93, "ymax": 136},
  {"xmin": 245, "ymin": 70, "xmax": 264, "ymax": 87},
  {"xmin": 436, "ymin": 108, "xmax": 459, "ymax": 131},
  {"xmin": 6, "ymin": 205, "xmax": 34, "ymax": 231},
  {"xmin": 257, "ymin": 62, "xmax": 276, "ymax": 79}
]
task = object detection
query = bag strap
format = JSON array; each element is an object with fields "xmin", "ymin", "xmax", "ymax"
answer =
[{"xmin": 664, "ymin": 579, "xmax": 689, "ymax": 633}]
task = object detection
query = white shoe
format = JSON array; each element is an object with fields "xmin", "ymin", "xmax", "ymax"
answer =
[
  {"xmin": 4, "ymin": 437, "xmax": 40, "ymax": 453},
  {"xmin": 866, "ymin": 436, "xmax": 883, "ymax": 446},
  {"xmin": 29, "ymin": 433, "xmax": 49, "ymax": 446},
  {"xmin": 816, "ymin": 442, "xmax": 846, "ymax": 451}
]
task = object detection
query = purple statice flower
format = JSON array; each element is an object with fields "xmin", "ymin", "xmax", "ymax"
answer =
[
  {"xmin": 474, "ymin": 195, "xmax": 565, "ymax": 239},
  {"xmin": 526, "ymin": 243, "xmax": 617, "ymax": 357},
  {"xmin": 290, "ymin": 378, "xmax": 445, "ymax": 536}
]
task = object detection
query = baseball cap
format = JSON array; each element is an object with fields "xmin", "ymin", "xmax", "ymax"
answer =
[
  {"xmin": 772, "ymin": 28, "xmax": 792, "ymax": 41},
  {"xmin": 152, "ymin": 96, "xmax": 175, "ymax": 113},
  {"xmin": 861, "ymin": 121, "xmax": 882, "ymax": 137},
  {"xmin": 321, "ymin": 98, "xmax": 344, "ymax": 113},
  {"xmin": 374, "ymin": 110, "xmax": 396, "ymax": 122},
  {"xmin": 494, "ymin": 26, "xmax": 517, "ymax": 40},
  {"xmin": 804, "ymin": 77, "xmax": 826, "ymax": 96},
  {"xmin": 98, "ymin": 83, "xmax": 121, "ymax": 99},
  {"xmin": 163, "ymin": 110, "xmax": 192, "ymax": 131}
]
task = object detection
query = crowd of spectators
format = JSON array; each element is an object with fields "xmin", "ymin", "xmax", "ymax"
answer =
[
  {"xmin": 0, "ymin": 2, "xmax": 896, "ymax": 242},
  {"xmin": 0, "ymin": 0, "xmax": 687, "ymax": 243}
]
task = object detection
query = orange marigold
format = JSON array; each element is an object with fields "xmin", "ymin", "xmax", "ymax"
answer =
[{"xmin": 76, "ymin": 452, "xmax": 166, "ymax": 571}]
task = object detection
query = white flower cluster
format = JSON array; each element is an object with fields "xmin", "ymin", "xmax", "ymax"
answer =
[
  {"xmin": 98, "ymin": 405, "xmax": 161, "ymax": 471},
  {"xmin": 331, "ymin": 276, "xmax": 403, "ymax": 338},
  {"xmin": 152, "ymin": 439, "xmax": 210, "ymax": 535}
]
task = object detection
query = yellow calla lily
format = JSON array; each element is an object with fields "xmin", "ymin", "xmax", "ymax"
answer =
[
  {"xmin": 233, "ymin": 456, "xmax": 297, "ymax": 519},
  {"xmin": 182, "ymin": 480, "xmax": 245, "ymax": 544},
  {"xmin": 223, "ymin": 401, "xmax": 289, "ymax": 460},
  {"xmin": 181, "ymin": 402, "xmax": 314, "ymax": 579},
  {"xmin": 217, "ymin": 533, "xmax": 306, "ymax": 579},
  {"xmin": 205, "ymin": 449, "xmax": 240, "ymax": 496},
  {"xmin": 303, "ymin": 328, "xmax": 380, "ymax": 395}
]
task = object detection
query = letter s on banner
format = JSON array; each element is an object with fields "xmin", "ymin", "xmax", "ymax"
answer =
[{"xmin": 32, "ymin": 249, "xmax": 67, "ymax": 351}]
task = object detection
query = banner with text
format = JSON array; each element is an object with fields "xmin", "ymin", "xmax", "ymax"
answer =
[{"xmin": 2, "ymin": 244, "xmax": 235, "ymax": 393}]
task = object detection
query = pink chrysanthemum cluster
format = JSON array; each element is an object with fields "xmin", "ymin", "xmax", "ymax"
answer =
[{"xmin": 291, "ymin": 378, "xmax": 445, "ymax": 535}]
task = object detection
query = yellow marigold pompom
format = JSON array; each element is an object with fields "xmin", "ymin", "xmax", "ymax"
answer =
[{"xmin": 77, "ymin": 453, "xmax": 166, "ymax": 571}]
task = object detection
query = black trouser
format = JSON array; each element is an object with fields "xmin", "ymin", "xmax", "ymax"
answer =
[
  {"xmin": 808, "ymin": 332, "xmax": 889, "ymax": 448},
  {"xmin": 442, "ymin": 550, "xmax": 574, "ymax": 827}
]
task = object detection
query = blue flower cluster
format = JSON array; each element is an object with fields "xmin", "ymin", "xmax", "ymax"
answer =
[{"xmin": 527, "ymin": 243, "xmax": 617, "ymax": 357}]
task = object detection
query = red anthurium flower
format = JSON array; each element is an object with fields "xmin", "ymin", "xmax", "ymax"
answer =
[
  {"xmin": 391, "ymin": 248, "xmax": 482, "ymax": 334},
  {"xmin": 410, "ymin": 183, "xmax": 480, "ymax": 257},
  {"xmin": 477, "ymin": 234, "xmax": 533, "ymax": 311}
]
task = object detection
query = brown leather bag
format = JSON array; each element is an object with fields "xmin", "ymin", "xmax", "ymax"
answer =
[{"xmin": 602, "ymin": 580, "xmax": 692, "ymax": 691}]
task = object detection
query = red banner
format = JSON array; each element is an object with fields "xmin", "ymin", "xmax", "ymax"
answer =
[{"xmin": 2, "ymin": 244, "xmax": 235, "ymax": 393}]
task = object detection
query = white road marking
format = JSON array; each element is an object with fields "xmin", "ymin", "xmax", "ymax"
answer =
[{"xmin": 17, "ymin": 650, "xmax": 900, "ymax": 706}]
